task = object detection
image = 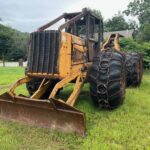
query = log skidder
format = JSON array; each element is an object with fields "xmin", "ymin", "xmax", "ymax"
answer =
[
  {"xmin": 87, "ymin": 49, "xmax": 126, "ymax": 109},
  {"xmin": 0, "ymin": 9, "xmax": 134, "ymax": 136},
  {"xmin": 126, "ymin": 52, "xmax": 143, "ymax": 87}
]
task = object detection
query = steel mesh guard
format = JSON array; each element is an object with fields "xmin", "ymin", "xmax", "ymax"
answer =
[{"xmin": 87, "ymin": 49, "xmax": 126, "ymax": 109}]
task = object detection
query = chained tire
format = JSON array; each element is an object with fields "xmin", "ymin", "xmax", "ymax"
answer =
[
  {"xmin": 25, "ymin": 68, "xmax": 60, "ymax": 99},
  {"xmin": 125, "ymin": 52, "xmax": 143, "ymax": 87},
  {"xmin": 87, "ymin": 49, "xmax": 126, "ymax": 109}
]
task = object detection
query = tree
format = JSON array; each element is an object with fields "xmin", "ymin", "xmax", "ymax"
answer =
[
  {"xmin": 104, "ymin": 13, "xmax": 130, "ymax": 32},
  {"xmin": 124, "ymin": 0, "xmax": 150, "ymax": 25},
  {"xmin": 7, "ymin": 31, "xmax": 29, "ymax": 61},
  {"xmin": 124, "ymin": 0, "xmax": 150, "ymax": 41},
  {"xmin": 0, "ymin": 24, "xmax": 13, "ymax": 66},
  {"xmin": 137, "ymin": 23, "xmax": 150, "ymax": 42},
  {"xmin": 128, "ymin": 20, "xmax": 138, "ymax": 30},
  {"xmin": 0, "ymin": 24, "xmax": 29, "ymax": 66},
  {"xmin": 90, "ymin": 9, "xmax": 103, "ymax": 19}
]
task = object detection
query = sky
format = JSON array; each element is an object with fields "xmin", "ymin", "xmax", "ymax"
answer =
[{"xmin": 0, "ymin": 0, "xmax": 131, "ymax": 32}]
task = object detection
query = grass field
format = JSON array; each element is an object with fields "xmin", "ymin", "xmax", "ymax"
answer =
[{"xmin": 0, "ymin": 67, "xmax": 150, "ymax": 150}]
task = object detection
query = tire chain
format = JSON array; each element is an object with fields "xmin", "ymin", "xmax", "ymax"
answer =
[{"xmin": 87, "ymin": 48, "xmax": 126, "ymax": 109}]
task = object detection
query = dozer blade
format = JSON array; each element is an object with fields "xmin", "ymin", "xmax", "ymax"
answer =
[{"xmin": 0, "ymin": 92, "xmax": 86, "ymax": 136}]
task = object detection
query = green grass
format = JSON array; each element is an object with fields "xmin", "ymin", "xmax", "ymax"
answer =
[{"xmin": 0, "ymin": 67, "xmax": 150, "ymax": 150}]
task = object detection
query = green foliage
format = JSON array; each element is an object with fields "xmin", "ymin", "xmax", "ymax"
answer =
[
  {"xmin": 90, "ymin": 9, "xmax": 103, "ymax": 19},
  {"xmin": 7, "ymin": 31, "xmax": 29, "ymax": 61},
  {"xmin": 137, "ymin": 23, "xmax": 150, "ymax": 42},
  {"xmin": 104, "ymin": 13, "xmax": 136, "ymax": 32},
  {"xmin": 0, "ymin": 24, "xmax": 14, "ymax": 63},
  {"xmin": 124, "ymin": 0, "xmax": 150, "ymax": 42},
  {"xmin": 124, "ymin": 0, "xmax": 150, "ymax": 25},
  {"xmin": 0, "ymin": 24, "xmax": 29, "ymax": 62},
  {"xmin": 0, "ymin": 67, "xmax": 150, "ymax": 149},
  {"xmin": 120, "ymin": 38, "xmax": 150, "ymax": 69}
]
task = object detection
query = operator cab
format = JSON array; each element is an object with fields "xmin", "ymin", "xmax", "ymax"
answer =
[{"xmin": 38, "ymin": 8, "xmax": 103, "ymax": 61}]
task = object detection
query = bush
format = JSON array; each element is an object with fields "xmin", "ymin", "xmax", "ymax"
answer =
[
  {"xmin": 120, "ymin": 38, "xmax": 150, "ymax": 69},
  {"xmin": 137, "ymin": 23, "xmax": 150, "ymax": 42}
]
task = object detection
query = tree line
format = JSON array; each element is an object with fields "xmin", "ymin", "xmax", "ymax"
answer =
[
  {"xmin": 0, "ymin": 23, "xmax": 29, "ymax": 66},
  {"xmin": 92, "ymin": 0, "xmax": 150, "ymax": 68},
  {"xmin": 93, "ymin": 0, "xmax": 150, "ymax": 42},
  {"xmin": 0, "ymin": 0, "xmax": 149, "ymax": 67}
]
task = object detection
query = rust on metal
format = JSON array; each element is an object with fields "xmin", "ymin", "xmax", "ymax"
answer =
[
  {"xmin": 0, "ymin": 92, "xmax": 86, "ymax": 136},
  {"xmin": 102, "ymin": 33, "xmax": 124, "ymax": 51},
  {"xmin": 27, "ymin": 73, "xmax": 62, "ymax": 79}
]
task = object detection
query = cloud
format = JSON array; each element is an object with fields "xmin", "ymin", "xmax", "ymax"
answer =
[
  {"xmin": 0, "ymin": 0, "xmax": 74, "ymax": 32},
  {"xmin": 66, "ymin": 0, "xmax": 130, "ymax": 19},
  {"xmin": 0, "ymin": 0, "xmax": 130, "ymax": 32}
]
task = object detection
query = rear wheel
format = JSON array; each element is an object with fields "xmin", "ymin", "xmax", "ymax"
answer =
[
  {"xmin": 126, "ymin": 52, "xmax": 143, "ymax": 87},
  {"xmin": 87, "ymin": 49, "xmax": 126, "ymax": 109}
]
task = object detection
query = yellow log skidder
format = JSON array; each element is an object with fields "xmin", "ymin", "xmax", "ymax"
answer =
[{"xmin": 0, "ymin": 8, "xmax": 143, "ymax": 136}]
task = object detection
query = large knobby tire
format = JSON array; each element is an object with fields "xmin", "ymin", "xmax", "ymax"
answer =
[
  {"xmin": 125, "ymin": 52, "xmax": 143, "ymax": 87},
  {"xmin": 25, "ymin": 68, "xmax": 60, "ymax": 99},
  {"xmin": 87, "ymin": 49, "xmax": 126, "ymax": 109}
]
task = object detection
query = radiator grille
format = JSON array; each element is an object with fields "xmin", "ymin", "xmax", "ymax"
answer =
[{"xmin": 28, "ymin": 30, "xmax": 60, "ymax": 74}]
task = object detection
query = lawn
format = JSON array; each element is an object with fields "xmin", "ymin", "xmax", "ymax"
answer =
[{"xmin": 0, "ymin": 67, "xmax": 150, "ymax": 150}]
